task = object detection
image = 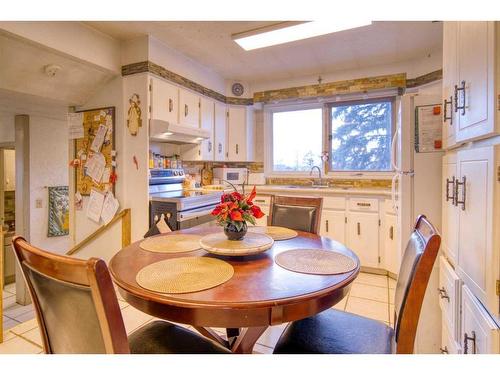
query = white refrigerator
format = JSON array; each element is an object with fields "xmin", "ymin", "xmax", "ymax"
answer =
[{"xmin": 391, "ymin": 93, "xmax": 444, "ymax": 353}]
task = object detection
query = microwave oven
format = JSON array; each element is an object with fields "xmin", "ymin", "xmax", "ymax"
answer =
[{"xmin": 212, "ymin": 167, "xmax": 248, "ymax": 185}]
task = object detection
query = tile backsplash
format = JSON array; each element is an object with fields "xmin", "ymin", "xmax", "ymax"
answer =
[{"xmin": 182, "ymin": 161, "xmax": 390, "ymax": 189}]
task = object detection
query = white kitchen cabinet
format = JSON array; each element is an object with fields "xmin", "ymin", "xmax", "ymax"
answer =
[
  {"xmin": 442, "ymin": 21, "xmax": 498, "ymax": 144},
  {"xmin": 347, "ymin": 211, "xmax": 380, "ymax": 268},
  {"xmin": 441, "ymin": 317, "xmax": 461, "ymax": 354},
  {"xmin": 461, "ymin": 285, "xmax": 499, "ymax": 354},
  {"xmin": 253, "ymin": 195, "xmax": 272, "ymax": 226},
  {"xmin": 179, "ymin": 88, "xmax": 200, "ymax": 128},
  {"xmin": 383, "ymin": 213, "xmax": 398, "ymax": 275},
  {"xmin": 442, "ymin": 22, "xmax": 458, "ymax": 149},
  {"xmin": 320, "ymin": 210, "xmax": 346, "ymax": 244},
  {"xmin": 439, "ymin": 256, "xmax": 462, "ymax": 344},
  {"xmin": 441, "ymin": 153, "xmax": 458, "ymax": 264},
  {"xmin": 456, "ymin": 146, "xmax": 499, "ymax": 318},
  {"xmin": 214, "ymin": 101, "xmax": 227, "ymax": 162},
  {"xmin": 150, "ymin": 76, "xmax": 179, "ymax": 124},
  {"xmin": 227, "ymin": 106, "xmax": 254, "ymax": 162},
  {"xmin": 180, "ymin": 97, "xmax": 215, "ymax": 161}
]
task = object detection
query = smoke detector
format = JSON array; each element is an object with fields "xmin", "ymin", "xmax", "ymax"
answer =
[{"xmin": 44, "ymin": 64, "xmax": 62, "ymax": 77}]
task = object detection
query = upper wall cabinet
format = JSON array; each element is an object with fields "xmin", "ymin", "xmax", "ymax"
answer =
[
  {"xmin": 180, "ymin": 97, "xmax": 215, "ymax": 161},
  {"xmin": 443, "ymin": 21, "xmax": 498, "ymax": 144},
  {"xmin": 227, "ymin": 106, "xmax": 254, "ymax": 162},
  {"xmin": 150, "ymin": 76, "xmax": 179, "ymax": 124},
  {"xmin": 179, "ymin": 88, "xmax": 200, "ymax": 128},
  {"xmin": 214, "ymin": 101, "xmax": 227, "ymax": 162}
]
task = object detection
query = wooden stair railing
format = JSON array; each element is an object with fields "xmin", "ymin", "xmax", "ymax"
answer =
[{"xmin": 66, "ymin": 208, "xmax": 131, "ymax": 256}]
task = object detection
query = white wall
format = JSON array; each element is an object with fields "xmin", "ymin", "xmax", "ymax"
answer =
[
  {"xmin": 0, "ymin": 111, "xmax": 15, "ymax": 144},
  {"xmin": 28, "ymin": 115, "xmax": 71, "ymax": 253}
]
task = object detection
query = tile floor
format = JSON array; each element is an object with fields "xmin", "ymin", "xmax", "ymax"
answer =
[
  {"xmin": 0, "ymin": 272, "xmax": 396, "ymax": 354},
  {"xmin": 2, "ymin": 283, "xmax": 35, "ymax": 332}
]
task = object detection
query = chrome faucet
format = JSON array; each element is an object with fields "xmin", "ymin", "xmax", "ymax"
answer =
[{"xmin": 309, "ymin": 166, "xmax": 323, "ymax": 187}]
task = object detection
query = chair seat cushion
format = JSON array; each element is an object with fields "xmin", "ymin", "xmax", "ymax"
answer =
[
  {"xmin": 128, "ymin": 320, "xmax": 231, "ymax": 354},
  {"xmin": 273, "ymin": 309, "xmax": 394, "ymax": 354}
]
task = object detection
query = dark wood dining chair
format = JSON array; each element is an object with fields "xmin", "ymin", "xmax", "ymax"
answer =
[
  {"xmin": 11, "ymin": 236, "xmax": 230, "ymax": 354},
  {"xmin": 268, "ymin": 195, "xmax": 323, "ymax": 234},
  {"xmin": 273, "ymin": 215, "xmax": 441, "ymax": 354}
]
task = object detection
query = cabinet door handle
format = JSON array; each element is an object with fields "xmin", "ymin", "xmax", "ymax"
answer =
[
  {"xmin": 357, "ymin": 222, "xmax": 361, "ymax": 236},
  {"xmin": 184, "ymin": 104, "xmax": 188, "ymax": 117},
  {"xmin": 446, "ymin": 176, "xmax": 456, "ymax": 204},
  {"xmin": 439, "ymin": 346, "xmax": 449, "ymax": 354},
  {"xmin": 218, "ymin": 143, "xmax": 222, "ymax": 154},
  {"xmin": 437, "ymin": 287, "xmax": 450, "ymax": 302},
  {"xmin": 169, "ymin": 98, "xmax": 173, "ymax": 113},
  {"xmin": 464, "ymin": 331, "xmax": 476, "ymax": 354},
  {"xmin": 208, "ymin": 141, "xmax": 212, "ymax": 153},
  {"xmin": 454, "ymin": 176, "xmax": 466, "ymax": 210},
  {"xmin": 443, "ymin": 96, "xmax": 453, "ymax": 125},
  {"xmin": 235, "ymin": 144, "xmax": 239, "ymax": 155},
  {"xmin": 389, "ymin": 226, "xmax": 394, "ymax": 240},
  {"xmin": 454, "ymin": 80, "xmax": 466, "ymax": 116},
  {"xmin": 326, "ymin": 219, "xmax": 329, "ymax": 233}
]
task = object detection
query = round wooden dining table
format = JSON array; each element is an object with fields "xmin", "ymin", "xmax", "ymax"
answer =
[{"xmin": 109, "ymin": 226, "xmax": 360, "ymax": 353}]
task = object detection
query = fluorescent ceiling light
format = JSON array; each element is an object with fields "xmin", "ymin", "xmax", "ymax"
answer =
[{"xmin": 233, "ymin": 21, "xmax": 372, "ymax": 51}]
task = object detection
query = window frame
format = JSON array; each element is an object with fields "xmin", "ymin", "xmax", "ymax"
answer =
[
  {"xmin": 264, "ymin": 96, "xmax": 397, "ymax": 179},
  {"xmin": 325, "ymin": 96, "xmax": 396, "ymax": 179}
]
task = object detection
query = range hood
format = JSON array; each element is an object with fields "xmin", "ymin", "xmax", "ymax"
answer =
[{"xmin": 149, "ymin": 119, "xmax": 210, "ymax": 144}]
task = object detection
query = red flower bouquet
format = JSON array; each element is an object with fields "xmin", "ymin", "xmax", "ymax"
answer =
[{"xmin": 211, "ymin": 186, "xmax": 265, "ymax": 240}]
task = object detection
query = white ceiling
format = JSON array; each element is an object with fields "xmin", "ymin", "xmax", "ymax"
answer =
[
  {"xmin": 0, "ymin": 32, "xmax": 114, "ymax": 105},
  {"xmin": 86, "ymin": 21, "xmax": 442, "ymax": 83}
]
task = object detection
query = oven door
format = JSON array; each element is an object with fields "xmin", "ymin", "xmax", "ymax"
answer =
[{"xmin": 177, "ymin": 205, "xmax": 218, "ymax": 230}]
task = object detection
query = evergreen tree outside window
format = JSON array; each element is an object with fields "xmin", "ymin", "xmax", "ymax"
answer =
[{"xmin": 328, "ymin": 98, "xmax": 393, "ymax": 172}]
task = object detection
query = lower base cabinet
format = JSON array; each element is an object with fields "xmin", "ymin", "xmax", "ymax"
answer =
[
  {"xmin": 461, "ymin": 285, "xmax": 500, "ymax": 354},
  {"xmin": 442, "ymin": 318, "xmax": 461, "ymax": 354},
  {"xmin": 320, "ymin": 210, "xmax": 346, "ymax": 244},
  {"xmin": 347, "ymin": 211, "xmax": 380, "ymax": 268}
]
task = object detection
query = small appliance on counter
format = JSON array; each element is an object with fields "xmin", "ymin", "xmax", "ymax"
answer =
[
  {"xmin": 212, "ymin": 167, "xmax": 248, "ymax": 186},
  {"xmin": 149, "ymin": 168, "xmax": 222, "ymax": 230}
]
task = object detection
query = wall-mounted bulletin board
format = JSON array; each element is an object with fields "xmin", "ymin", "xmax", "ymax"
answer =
[{"xmin": 74, "ymin": 107, "xmax": 115, "ymax": 195}]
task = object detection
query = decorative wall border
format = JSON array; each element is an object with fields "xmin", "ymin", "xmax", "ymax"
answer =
[
  {"xmin": 406, "ymin": 69, "xmax": 443, "ymax": 88},
  {"xmin": 121, "ymin": 61, "xmax": 253, "ymax": 105},
  {"xmin": 122, "ymin": 61, "xmax": 443, "ymax": 106}
]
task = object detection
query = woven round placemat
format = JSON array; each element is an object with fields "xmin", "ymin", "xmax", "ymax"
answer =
[
  {"xmin": 199, "ymin": 232, "xmax": 274, "ymax": 256},
  {"xmin": 136, "ymin": 257, "xmax": 234, "ymax": 294},
  {"xmin": 139, "ymin": 234, "xmax": 202, "ymax": 253},
  {"xmin": 248, "ymin": 226, "xmax": 298, "ymax": 241},
  {"xmin": 275, "ymin": 249, "xmax": 357, "ymax": 275}
]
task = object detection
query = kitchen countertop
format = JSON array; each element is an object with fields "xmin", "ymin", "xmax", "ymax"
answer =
[{"xmin": 253, "ymin": 184, "xmax": 392, "ymax": 197}]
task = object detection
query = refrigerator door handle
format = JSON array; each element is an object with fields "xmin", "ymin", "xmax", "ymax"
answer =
[
  {"xmin": 391, "ymin": 173, "xmax": 399, "ymax": 212},
  {"xmin": 391, "ymin": 127, "xmax": 400, "ymax": 172}
]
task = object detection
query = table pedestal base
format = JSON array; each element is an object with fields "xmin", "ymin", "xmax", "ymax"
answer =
[{"xmin": 194, "ymin": 326, "xmax": 268, "ymax": 354}]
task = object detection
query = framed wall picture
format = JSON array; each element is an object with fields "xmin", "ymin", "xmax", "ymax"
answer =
[{"xmin": 48, "ymin": 186, "xmax": 69, "ymax": 237}]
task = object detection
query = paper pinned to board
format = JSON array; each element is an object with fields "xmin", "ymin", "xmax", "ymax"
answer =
[
  {"xmin": 101, "ymin": 167, "xmax": 111, "ymax": 184},
  {"xmin": 415, "ymin": 105, "xmax": 443, "ymax": 153},
  {"xmin": 90, "ymin": 124, "xmax": 108, "ymax": 152},
  {"xmin": 68, "ymin": 113, "xmax": 84, "ymax": 139},
  {"xmin": 86, "ymin": 189, "xmax": 105, "ymax": 223},
  {"xmin": 85, "ymin": 153, "xmax": 106, "ymax": 183},
  {"xmin": 101, "ymin": 191, "xmax": 119, "ymax": 224}
]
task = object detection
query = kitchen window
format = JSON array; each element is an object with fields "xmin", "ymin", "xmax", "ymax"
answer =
[
  {"xmin": 267, "ymin": 96, "xmax": 395, "ymax": 177},
  {"xmin": 327, "ymin": 97, "xmax": 394, "ymax": 173}
]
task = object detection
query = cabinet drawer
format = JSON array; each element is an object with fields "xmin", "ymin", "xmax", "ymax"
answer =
[
  {"xmin": 461, "ymin": 285, "xmax": 500, "ymax": 354},
  {"xmin": 439, "ymin": 256, "xmax": 462, "ymax": 342},
  {"xmin": 253, "ymin": 195, "xmax": 272, "ymax": 207},
  {"xmin": 441, "ymin": 317, "xmax": 461, "ymax": 354},
  {"xmin": 348, "ymin": 197, "xmax": 379, "ymax": 212},
  {"xmin": 323, "ymin": 196, "xmax": 346, "ymax": 210}
]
